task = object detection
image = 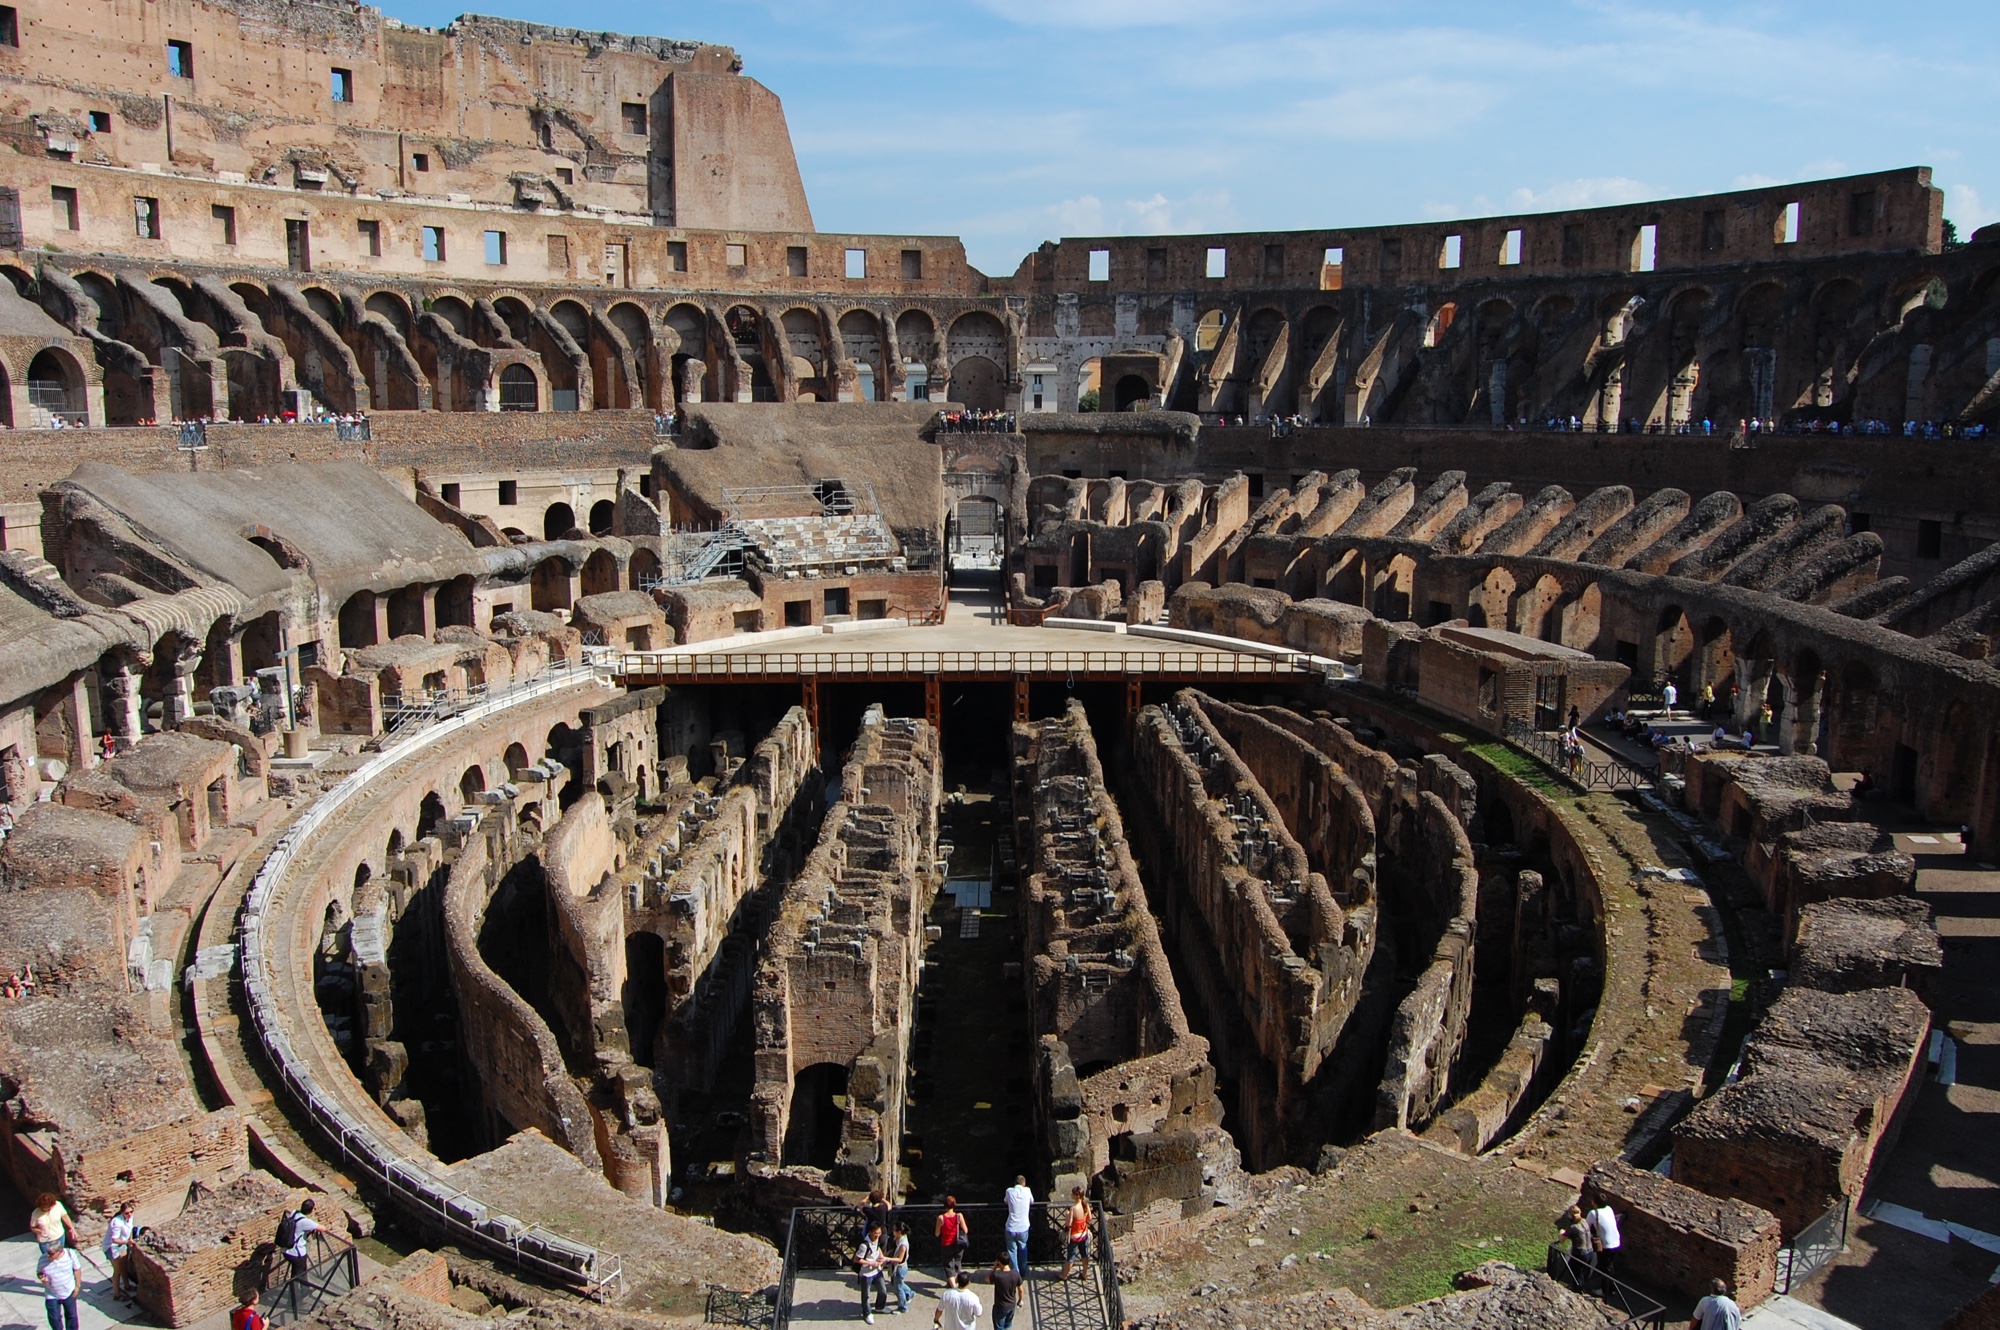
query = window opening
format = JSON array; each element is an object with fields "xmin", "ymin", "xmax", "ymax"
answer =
[
  {"xmin": 1632, "ymin": 223, "xmax": 1657, "ymax": 272},
  {"xmin": 1499, "ymin": 229, "xmax": 1522, "ymax": 265},
  {"xmin": 213, "ymin": 203, "xmax": 236, "ymax": 245},
  {"xmin": 1205, "ymin": 246, "xmax": 1227, "ymax": 279},
  {"xmin": 51, "ymin": 185, "xmax": 78, "ymax": 231},
  {"xmin": 621, "ymin": 102, "xmax": 647, "ymax": 135},
  {"xmin": 726, "ymin": 242, "xmax": 747, "ymax": 268},
  {"xmin": 167, "ymin": 40, "xmax": 193, "ymax": 78},
  {"xmin": 421, "ymin": 225, "xmax": 444, "ymax": 262},
  {"xmin": 1088, "ymin": 249, "xmax": 1110, "ymax": 282},
  {"xmin": 89, "ymin": 110, "xmax": 110, "ymax": 133},
  {"xmin": 134, "ymin": 196, "xmax": 161, "ymax": 239},
  {"xmin": 1776, "ymin": 200, "xmax": 1800, "ymax": 245},
  {"xmin": 1439, "ymin": 234, "xmax": 1462, "ymax": 269},
  {"xmin": 331, "ymin": 68, "xmax": 353, "ymax": 102},
  {"xmin": 901, "ymin": 249, "xmax": 923, "ymax": 279},
  {"xmin": 358, "ymin": 219, "xmax": 381, "ymax": 256},
  {"xmin": 484, "ymin": 230, "xmax": 506, "ymax": 265},
  {"xmin": 844, "ymin": 248, "xmax": 866, "ymax": 279},
  {"xmin": 788, "ymin": 245, "xmax": 808, "ymax": 277}
]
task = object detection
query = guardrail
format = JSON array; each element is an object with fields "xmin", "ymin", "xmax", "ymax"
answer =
[
  {"xmin": 617, "ymin": 648, "xmax": 1320, "ymax": 680},
  {"xmin": 261, "ymin": 1232, "xmax": 359, "ymax": 1326},
  {"xmin": 236, "ymin": 660, "xmax": 625, "ymax": 1298},
  {"xmin": 1776, "ymin": 1200, "xmax": 1849, "ymax": 1294},
  {"xmin": 1545, "ymin": 1246, "xmax": 1669, "ymax": 1328},
  {"xmin": 1504, "ymin": 717, "xmax": 1656, "ymax": 792}
]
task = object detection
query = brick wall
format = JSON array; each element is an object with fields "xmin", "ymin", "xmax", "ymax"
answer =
[{"xmin": 1580, "ymin": 1159, "xmax": 1782, "ymax": 1308}]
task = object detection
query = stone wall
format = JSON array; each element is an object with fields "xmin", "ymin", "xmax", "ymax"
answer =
[
  {"xmin": 1013, "ymin": 700, "xmax": 1242, "ymax": 1223},
  {"xmin": 745, "ymin": 707, "xmax": 939, "ymax": 1200},
  {"xmin": 1580, "ymin": 1159, "xmax": 1782, "ymax": 1308}
]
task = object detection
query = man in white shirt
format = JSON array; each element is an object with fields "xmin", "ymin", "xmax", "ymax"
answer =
[
  {"xmin": 1002, "ymin": 1175, "xmax": 1034, "ymax": 1274},
  {"xmin": 1689, "ymin": 1278, "xmax": 1742, "ymax": 1330},
  {"xmin": 933, "ymin": 1273, "xmax": 981, "ymax": 1330},
  {"xmin": 1587, "ymin": 1202, "xmax": 1622, "ymax": 1288}
]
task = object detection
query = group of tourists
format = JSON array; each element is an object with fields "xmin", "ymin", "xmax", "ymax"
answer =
[
  {"xmin": 935, "ymin": 409, "xmax": 1016, "ymax": 434},
  {"xmin": 28, "ymin": 1191, "xmax": 136, "ymax": 1330},
  {"xmin": 850, "ymin": 1179, "xmax": 1094, "ymax": 1325}
]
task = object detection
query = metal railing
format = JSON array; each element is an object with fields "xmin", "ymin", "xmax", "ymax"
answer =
[
  {"xmin": 262, "ymin": 1232, "xmax": 360, "ymax": 1326},
  {"xmin": 378, "ymin": 657, "xmax": 596, "ymax": 740},
  {"xmin": 619, "ymin": 647, "xmax": 1318, "ymax": 681},
  {"xmin": 774, "ymin": 1203, "xmax": 1119, "ymax": 1330},
  {"xmin": 1776, "ymin": 1201, "xmax": 1849, "ymax": 1294},
  {"xmin": 236, "ymin": 660, "xmax": 625, "ymax": 1298},
  {"xmin": 1545, "ymin": 1246, "xmax": 1669, "ymax": 1328},
  {"xmin": 335, "ymin": 418, "xmax": 371, "ymax": 442},
  {"xmin": 1504, "ymin": 717, "xmax": 1655, "ymax": 792},
  {"xmin": 704, "ymin": 1284, "xmax": 778, "ymax": 1327}
]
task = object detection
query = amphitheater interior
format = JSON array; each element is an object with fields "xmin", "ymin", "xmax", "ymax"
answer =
[{"xmin": 0, "ymin": 4, "xmax": 1997, "ymax": 1329}]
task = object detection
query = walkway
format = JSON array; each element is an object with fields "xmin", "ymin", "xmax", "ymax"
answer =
[
  {"xmin": 0, "ymin": 1233, "xmax": 143, "ymax": 1330},
  {"xmin": 1787, "ymin": 823, "xmax": 2000, "ymax": 1328},
  {"xmin": 784, "ymin": 1264, "xmax": 1108, "ymax": 1328}
]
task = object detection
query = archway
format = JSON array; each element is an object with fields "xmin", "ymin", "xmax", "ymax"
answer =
[
  {"xmin": 1112, "ymin": 373, "xmax": 1151, "ymax": 412},
  {"xmin": 459, "ymin": 764, "xmax": 487, "ymax": 806},
  {"xmin": 628, "ymin": 548, "xmax": 661, "ymax": 590},
  {"xmin": 622, "ymin": 932, "xmax": 667, "ymax": 1068},
  {"xmin": 26, "ymin": 348, "xmax": 86, "ymax": 424},
  {"xmin": 543, "ymin": 503, "xmax": 576, "ymax": 541},
  {"xmin": 581, "ymin": 548, "xmax": 618, "ymax": 597},
  {"xmin": 338, "ymin": 591, "xmax": 378, "ymax": 649},
  {"xmin": 588, "ymin": 500, "xmax": 615, "ymax": 536},
  {"xmin": 782, "ymin": 1063, "xmax": 849, "ymax": 1169},
  {"xmin": 1654, "ymin": 606, "xmax": 1693, "ymax": 690},
  {"xmin": 498, "ymin": 364, "xmax": 538, "ymax": 412},
  {"xmin": 531, "ymin": 558, "xmax": 574, "ymax": 612},
  {"xmin": 948, "ymin": 356, "xmax": 1003, "ymax": 410}
]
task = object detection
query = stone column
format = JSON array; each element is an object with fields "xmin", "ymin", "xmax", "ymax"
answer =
[
  {"xmin": 420, "ymin": 586, "xmax": 439, "ymax": 638},
  {"xmin": 372, "ymin": 595, "xmax": 392, "ymax": 646},
  {"xmin": 165, "ymin": 642, "xmax": 204, "ymax": 727},
  {"xmin": 61, "ymin": 673, "xmax": 96, "ymax": 770},
  {"xmin": 102, "ymin": 653, "xmax": 144, "ymax": 746}
]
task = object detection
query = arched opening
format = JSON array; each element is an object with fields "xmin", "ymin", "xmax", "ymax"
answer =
[
  {"xmin": 387, "ymin": 583, "xmax": 426, "ymax": 639},
  {"xmin": 948, "ymin": 355, "xmax": 1003, "ymax": 410},
  {"xmin": 588, "ymin": 500, "xmax": 615, "ymax": 536},
  {"xmin": 783, "ymin": 1062, "xmax": 849, "ymax": 1169},
  {"xmin": 1473, "ymin": 568, "xmax": 1516, "ymax": 631},
  {"xmin": 459, "ymin": 764, "xmax": 487, "ymax": 806},
  {"xmin": 498, "ymin": 364, "xmax": 538, "ymax": 412},
  {"xmin": 1075, "ymin": 357, "xmax": 1101, "ymax": 411},
  {"xmin": 665, "ymin": 303, "xmax": 708, "ymax": 406},
  {"xmin": 1698, "ymin": 616, "xmax": 1736, "ymax": 699},
  {"xmin": 622, "ymin": 932, "xmax": 667, "ymax": 1068},
  {"xmin": 581, "ymin": 548, "xmax": 618, "ymax": 597},
  {"xmin": 1655, "ymin": 606, "xmax": 1693, "ymax": 691},
  {"xmin": 1112, "ymin": 373, "xmax": 1151, "ymax": 412},
  {"xmin": 437, "ymin": 575, "xmax": 475, "ymax": 629},
  {"xmin": 1513, "ymin": 575, "xmax": 1565, "ymax": 643},
  {"xmin": 504, "ymin": 743, "xmax": 531, "ymax": 776},
  {"xmin": 416, "ymin": 791, "xmax": 448, "ymax": 840},
  {"xmin": 26, "ymin": 348, "xmax": 86, "ymax": 425},
  {"xmin": 953, "ymin": 495, "xmax": 1003, "ymax": 564},
  {"xmin": 530, "ymin": 558, "xmax": 574, "ymax": 613},
  {"xmin": 338, "ymin": 591, "xmax": 378, "ymax": 648},
  {"xmin": 628, "ymin": 548, "xmax": 661, "ymax": 590},
  {"xmin": 543, "ymin": 503, "xmax": 576, "ymax": 541},
  {"xmin": 1422, "ymin": 302, "xmax": 1457, "ymax": 349},
  {"xmin": 1557, "ymin": 582, "xmax": 1602, "ymax": 651},
  {"xmin": 607, "ymin": 302, "xmax": 652, "ymax": 409},
  {"xmin": 838, "ymin": 309, "xmax": 885, "ymax": 402},
  {"xmin": 546, "ymin": 722, "xmax": 584, "ymax": 808}
]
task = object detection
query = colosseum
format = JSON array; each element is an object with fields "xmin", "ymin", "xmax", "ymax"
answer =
[{"xmin": 0, "ymin": 2, "xmax": 1994, "ymax": 1328}]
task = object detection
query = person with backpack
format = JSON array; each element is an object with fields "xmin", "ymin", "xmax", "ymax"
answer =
[
  {"xmin": 276, "ymin": 1197, "xmax": 320, "ymax": 1281},
  {"xmin": 230, "ymin": 1288, "xmax": 266, "ymax": 1330},
  {"xmin": 853, "ymin": 1224, "xmax": 887, "ymax": 1323},
  {"xmin": 935, "ymin": 1196, "xmax": 969, "ymax": 1280},
  {"xmin": 38, "ymin": 1244, "xmax": 84, "ymax": 1330}
]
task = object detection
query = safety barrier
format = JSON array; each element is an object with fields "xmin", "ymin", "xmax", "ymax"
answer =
[
  {"xmin": 618, "ymin": 647, "xmax": 1324, "ymax": 681},
  {"xmin": 236, "ymin": 660, "xmax": 625, "ymax": 1298}
]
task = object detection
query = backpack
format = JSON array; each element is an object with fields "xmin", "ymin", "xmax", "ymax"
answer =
[
  {"xmin": 275, "ymin": 1211, "xmax": 302, "ymax": 1250},
  {"xmin": 232, "ymin": 1304, "xmax": 266, "ymax": 1330}
]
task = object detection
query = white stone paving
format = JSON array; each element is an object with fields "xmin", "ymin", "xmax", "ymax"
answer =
[
  {"xmin": 1743, "ymin": 1294, "xmax": 1865, "ymax": 1330},
  {"xmin": 0, "ymin": 1233, "xmax": 146, "ymax": 1330}
]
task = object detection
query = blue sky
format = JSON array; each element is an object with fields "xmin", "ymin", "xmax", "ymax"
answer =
[{"xmin": 406, "ymin": 0, "xmax": 2000, "ymax": 276}]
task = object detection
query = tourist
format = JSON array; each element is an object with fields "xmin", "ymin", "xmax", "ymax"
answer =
[
  {"xmin": 1587, "ymin": 1200, "xmax": 1622, "ymax": 1287},
  {"xmin": 1002, "ymin": 1174, "xmax": 1033, "ymax": 1274},
  {"xmin": 1699, "ymin": 683, "xmax": 1714, "ymax": 720},
  {"xmin": 1711, "ymin": 724, "xmax": 1728, "ymax": 747},
  {"xmin": 104, "ymin": 1199, "xmax": 137, "ymax": 1302},
  {"xmin": 854, "ymin": 1224, "xmax": 887, "ymax": 1323},
  {"xmin": 987, "ymin": 1256, "xmax": 1024, "ymax": 1330},
  {"xmin": 29, "ymin": 1192, "xmax": 78, "ymax": 1256},
  {"xmin": 933, "ymin": 1273, "xmax": 981, "ymax": 1330},
  {"xmin": 1059, "ymin": 1186, "xmax": 1092, "ymax": 1281},
  {"xmin": 230, "ymin": 1287, "xmax": 266, "ymax": 1330},
  {"xmin": 1662, "ymin": 680, "xmax": 1678, "ymax": 714},
  {"xmin": 935, "ymin": 1196, "xmax": 969, "ymax": 1280},
  {"xmin": 38, "ymin": 1243, "xmax": 83, "ymax": 1330},
  {"xmin": 277, "ymin": 1197, "xmax": 320, "ymax": 1281},
  {"xmin": 1557, "ymin": 1206, "xmax": 1595, "ymax": 1289},
  {"xmin": 1854, "ymin": 770, "xmax": 1877, "ymax": 799},
  {"xmin": 887, "ymin": 1222, "xmax": 913, "ymax": 1314},
  {"xmin": 1689, "ymin": 1277, "xmax": 1743, "ymax": 1330},
  {"xmin": 0, "ymin": 801, "xmax": 13, "ymax": 846},
  {"xmin": 859, "ymin": 1189, "xmax": 894, "ymax": 1247}
]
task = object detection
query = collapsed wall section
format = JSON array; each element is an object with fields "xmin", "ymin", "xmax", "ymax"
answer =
[
  {"xmin": 1014, "ymin": 700, "xmax": 1243, "ymax": 1234},
  {"xmin": 745, "ymin": 707, "xmax": 940, "ymax": 1201}
]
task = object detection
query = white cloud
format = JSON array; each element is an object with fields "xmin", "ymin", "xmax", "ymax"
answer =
[
  {"xmin": 1946, "ymin": 183, "xmax": 1997, "ymax": 235},
  {"xmin": 1505, "ymin": 177, "xmax": 1655, "ymax": 212}
]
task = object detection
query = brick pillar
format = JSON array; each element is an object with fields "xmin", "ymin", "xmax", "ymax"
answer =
[
  {"xmin": 103, "ymin": 655, "xmax": 143, "ymax": 744},
  {"xmin": 372, "ymin": 595, "xmax": 392, "ymax": 646},
  {"xmin": 420, "ymin": 586, "xmax": 439, "ymax": 638},
  {"xmin": 165, "ymin": 645, "xmax": 203, "ymax": 727},
  {"xmin": 62, "ymin": 673, "xmax": 96, "ymax": 770}
]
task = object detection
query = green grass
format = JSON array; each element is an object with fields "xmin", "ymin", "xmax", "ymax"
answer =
[{"xmin": 1462, "ymin": 740, "xmax": 1568, "ymax": 799}]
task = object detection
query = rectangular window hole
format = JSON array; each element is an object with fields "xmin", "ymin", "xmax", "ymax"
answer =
[
  {"xmin": 412, "ymin": 152, "xmax": 429, "ymax": 172},
  {"xmin": 1499, "ymin": 229, "xmax": 1522, "ymax": 266},
  {"xmin": 1146, "ymin": 247, "xmax": 1167, "ymax": 281},
  {"xmin": 286, "ymin": 218, "xmax": 311, "ymax": 271},
  {"xmin": 421, "ymin": 225, "xmax": 444, "ymax": 262},
  {"xmin": 667, "ymin": 240, "xmax": 688, "ymax": 273},
  {"xmin": 134, "ymin": 195, "xmax": 161, "ymax": 240},
  {"xmin": 788, "ymin": 245, "xmax": 808, "ymax": 277},
  {"xmin": 1263, "ymin": 242, "xmax": 1285, "ymax": 278},
  {"xmin": 167, "ymin": 39, "xmax": 193, "ymax": 78},
  {"xmin": 1848, "ymin": 190, "xmax": 1876, "ymax": 238},
  {"xmin": 1088, "ymin": 249, "xmax": 1110, "ymax": 282},
  {"xmin": 1205, "ymin": 246, "xmax": 1227, "ymax": 279},
  {"xmin": 621, "ymin": 102, "xmax": 647, "ymax": 135},
  {"xmin": 441, "ymin": 483, "xmax": 460, "ymax": 507},
  {"xmin": 331, "ymin": 67, "xmax": 353, "ymax": 102},
  {"xmin": 212, "ymin": 203, "xmax": 236, "ymax": 245},
  {"xmin": 1438, "ymin": 234, "xmax": 1462, "ymax": 269},
  {"xmin": 845, "ymin": 248, "xmax": 866, "ymax": 279},
  {"xmin": 0, "ymin": 8, "xmax": 17, "ymax": 47},
  {"xmin": 554, "ymin": 166, "xmax": 573, "ymax": 185},
  {"xmin": 546, "ymin": 233, "xmax": 567, "ymax": 269},
  {"xmin": 89, "ymin": 110, "xmax": 110, "ymax": 133},
  {"xmin": 498, "ymin": 480, "xmax": 518, "ymax": 506},
  {"xmin": 484, "ymin": 229, "xmax": 506, "ymax": 265},
  {"xmin": 1776, "ymin": 200, "xmax": 1800, "ymax": 245},
  {"xmin": 1632, "ymin": 223, "xmax": 1657, "ymax": 272},
  {"xmin": 900, "ymin": 248, "xmax": 923, "ymax": 280},
  {"xmin": 1701, "ymin": 210, "xmax": 1725, "ymax": 253},
  {"xmin": 51, "ymin": 185, "xmax": 78, "ymax": 231},
  {"xmin": 726, "ymin": 242, "xmax": 747, "ymax": 268},
  {"xmin": 357, "ymin": 218, "xmax": 381, "ymax": 256},
  {"xmin": 1917, "ymin": 519, "xmax": 1942, "ymax": 559}
]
